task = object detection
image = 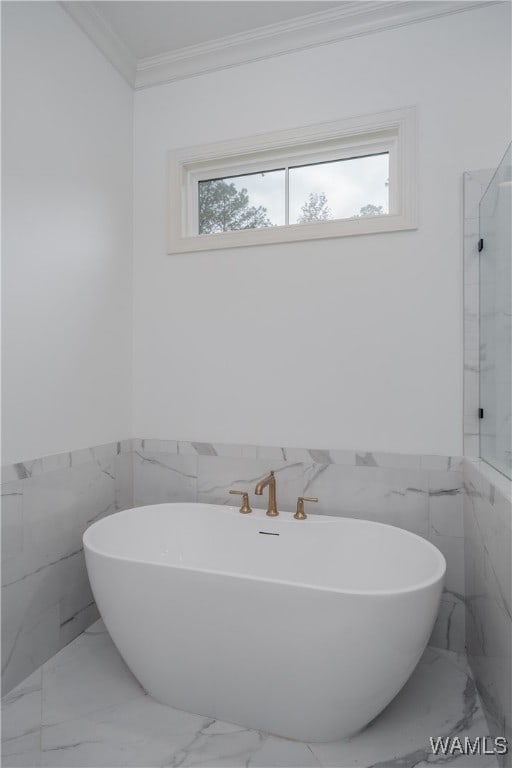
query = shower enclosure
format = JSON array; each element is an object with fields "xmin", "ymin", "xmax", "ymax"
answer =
[{"xmin": 479, "ymin": 143, "xmax": 512, "ymax": 479}]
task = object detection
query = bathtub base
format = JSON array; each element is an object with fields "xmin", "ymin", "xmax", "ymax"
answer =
[{"xmin": 86, "ymin": 550, "xmax": 441, "ymax": 741}]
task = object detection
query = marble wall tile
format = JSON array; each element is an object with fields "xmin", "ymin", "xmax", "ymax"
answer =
[
  {"xmin": 140, "ymin": 439, "xmax": 178, "ymax": 454},
  {"xmin": 428, "ymin": 471, "xmax": 464, "ymax": 537},
  {"xmin": 256, "ymin": 445, "xmax": 289, "ymax": 461},
  {"xmin": 464, "ymin": 458, "xmax": 512, "ymax": 765},
  {"xmin": 465, "ymin": 457, "xmax": 512, "ymax": 510},
  {"xmin": 372, "ymin": 452, "xmax": 421, "ymax": 469},
  {"xmin": 132, "ymin": 451, "xmax": 197, "ymax": 506},
  {"xmin": 114, "ymin": 451, "xmax": 134, "ymax": 512},
  {"xmin": 2, "ymin": 484, "xmax": 24, "ymax": 584},
  {"xmin": 301, "ymin": 463, "xmax": 430, "ymax": 535},
  {"xmin": 196, "ymin": 456, "xmax": 303, "ymax": 512},
  {"xmin": 58, "ymin": 551, "xmax": 96, "ymax": 636},
  {"xmin": 272, "ymin": 446, "xmax": 308, "ymax": 462},
  {"xmin": 424, "ymin": 469, "xmax": 465, "ymax": 651},
  {"xmin": 176, "ymin": 440, "xmax": 201, "ymax": 455},
  {"xmin": 1, "ymin": 443, "xmax": 134, "ymax": 695},
  {"xmin": 420, "ymin": 455, "xmax": 463, "ymax": 472},
  {"xmin": 59, "ymin": 603, "xmax": 100, "ymax": 651},
  {"xmin": 2, "ymin": 592, "xmax": 61, "ymax": 698},
  {"xmin": 120, "ymin": 437, "xmax": 462, "ymax": 470},
  {"xmin": 429, "ymin": 590, "xmax": 466, "ymax": 652},
  {"xmin": 429, "ymin": 533, "xmax": 465, "ymax": 595}
]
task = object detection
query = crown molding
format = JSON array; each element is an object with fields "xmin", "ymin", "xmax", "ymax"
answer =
[
  {"xmin": 135, "ymin": 0, "xmax": 496, "ymax": 90},
  {"xmin": 60, "ymin": 1, "xmax": 137, "ymax": 87},
  {"xmin": 62, "ymin": 0, "xmax": 499, "ymax": 92}
]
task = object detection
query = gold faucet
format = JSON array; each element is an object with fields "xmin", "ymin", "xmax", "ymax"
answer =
[
  {"xmin": 229, "ymin": 489, "xmax": 252, "ymax": 514},
  {"xmin": 254, "ymin": 471, "xmax": 278, "ymax": 516},
  {"xmin": 294, "ymin": 496, "xmax": 318, "ymax": 520}
]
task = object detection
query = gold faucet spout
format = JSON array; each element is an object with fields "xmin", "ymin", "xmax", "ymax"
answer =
[{"xmin": 254, "ymin": 471, "xmax": 278, "ymax": 516}]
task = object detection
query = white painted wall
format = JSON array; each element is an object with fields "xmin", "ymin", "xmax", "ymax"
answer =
[
  {"xmin": 2, "ymin": 2, "xmax": 133, "ymax": 465},
  {"xmin": 133, "ymin": 3, "xmax": 511, "ymax": 456}
]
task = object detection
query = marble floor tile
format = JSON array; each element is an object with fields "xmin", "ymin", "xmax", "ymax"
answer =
[
  {"xmin": 41, "ymin": 697, "xmax": 208, "ymax": 767},
  {"xmin": 2, "ymin": 668, "xmax": 42, "ymax": 740},
  {"xmin": 2, "ymin": 669, "xmax": 42, "ymax": 767},
  {"xmin": 162, "ymin": 721, "xmax": 269, "ymax": 767},
  {"xmin": 308, "ymin": 649, "xmax": 496, "ymax": 767},
  {"xmin": 2, "ymin": 620, "xmax": 499, "ymax": 768},
  {"xmin": 246, "ymin": 735, "xmax": 321, "ymax": 767},
  {"xmin": 41, "ymin": 622, "xmax": 145, "ymax": 727}
]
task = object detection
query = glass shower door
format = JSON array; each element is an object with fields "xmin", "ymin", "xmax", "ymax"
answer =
[{"xmin": 479, "ymin": 143, "xmax": 512, "ymax": 479}]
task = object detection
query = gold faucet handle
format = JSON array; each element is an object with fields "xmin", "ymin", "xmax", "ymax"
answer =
[
  {"xmin": 294, "ymin": 496, "xmax": 318, "ymax": 520},
  {"xmin": 229, "ymin": 490, "xmax": 252, "ymax": 514}
]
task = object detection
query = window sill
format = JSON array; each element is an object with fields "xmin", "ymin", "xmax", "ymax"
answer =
[{"xmin": 169, "ymin": 211, "xmax": 416, "ymax": 254}]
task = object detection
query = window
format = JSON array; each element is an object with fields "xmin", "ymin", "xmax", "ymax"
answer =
[{"xmin": 168, "ymin": 107, "xmax": 416, "ymax": 253}]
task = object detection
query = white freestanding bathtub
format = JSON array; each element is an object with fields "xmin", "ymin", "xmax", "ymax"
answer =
[{"xmin": 83, "ymin": 503, "xmax": 445, "ymax": 742}]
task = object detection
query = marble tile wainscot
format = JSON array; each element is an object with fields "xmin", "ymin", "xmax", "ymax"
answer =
[
  {"xmin": 1, "ymin": 438, "xmax": 468, "ymax": 699},
  {"xmin": 1, "ymin": 441, "xmax": 133, "ymax": 695},
  {"xmin": 464, "ymin": 458, "xmax": 512, "ymax": 767},
  {"xmin": 132, "ymin": 440, "xmax": 466, "ymax": 653}
]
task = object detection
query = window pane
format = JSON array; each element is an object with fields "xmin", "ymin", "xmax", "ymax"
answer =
[
  {"xmin": 198, "ymin": 169, "xmax": 285, "ymax": 234},
  {"xmin": 289, "ymin": 153, "xmax": 389, "ymax": 225}
]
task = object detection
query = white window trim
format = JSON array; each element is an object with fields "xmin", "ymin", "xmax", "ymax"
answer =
[{"xmin": 168, "ymin": 106, "xmax": 417, "ymax": 254}]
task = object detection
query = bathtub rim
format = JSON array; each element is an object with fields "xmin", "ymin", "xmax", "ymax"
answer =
[{"xmin": 83, "ymin": 502, "xmax": 446, "ymax": 598}]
